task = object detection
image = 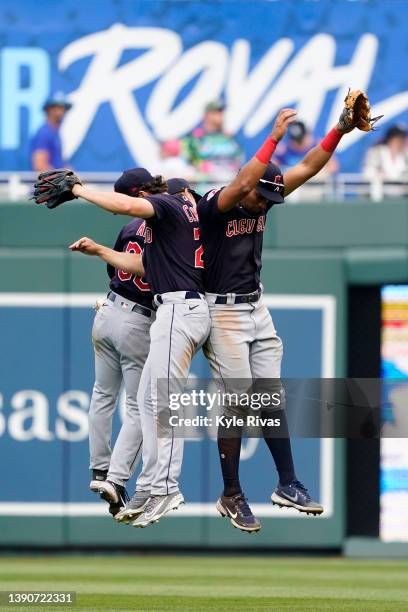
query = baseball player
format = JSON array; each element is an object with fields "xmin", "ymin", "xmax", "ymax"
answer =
[
  {"xmin": 66, "ymin": 169, "xmax": 211, "ymax": 527},
  {"xmin": 70, "ymin": 169, "xmax": 159, "ymax": 517},
  {"xmin": 71, "ymin": 176, "xmax": 205, "ymax": 525},
  {"xmin": 198, "ymin": 104, "xmax": 366, "ymax": 532}
]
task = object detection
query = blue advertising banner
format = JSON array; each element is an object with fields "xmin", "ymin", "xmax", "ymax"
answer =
[
  {"xmin": 0, "ymin": 0, "xmax": 407, "ymax": 173},
  {"xmin": 0, "ymin": 293, "xmax": 335, "ymax": 520}
]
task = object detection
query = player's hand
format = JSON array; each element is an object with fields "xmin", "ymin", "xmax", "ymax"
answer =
[
  {"xmin": 270, "ymin": 108, "xmax": 298, "ymax": 142},
  {"xmin": 69, "ymin": 237, "xmax": 102, "ymax": 256}
]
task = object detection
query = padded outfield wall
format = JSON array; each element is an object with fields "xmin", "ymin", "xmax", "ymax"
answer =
[{"xmin": 2, "ymin": 200, "xmax": 408, "ymax": 549}]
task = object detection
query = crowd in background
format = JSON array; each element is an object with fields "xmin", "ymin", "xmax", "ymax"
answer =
[{"xmin": 30, "ymin": 94, "xmax": 408, "ymax": 196}]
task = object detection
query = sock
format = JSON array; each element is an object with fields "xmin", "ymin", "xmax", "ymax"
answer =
[
  {"xmin": 217, "ymin": 423, "xmax": 243, "ymax": 497},
  {"xmin": 92, "ymin": 468, "xmax": 108, "ymax": 481},
  {"xmin": 261, "ymin": 410, "xmax": 296, "ymax": 485}
]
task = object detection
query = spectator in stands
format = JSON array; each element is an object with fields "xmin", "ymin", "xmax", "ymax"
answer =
[
  {"xmin": 182, "ymin": 101, "xmax": 244, "ymax": 182},
  {"xmin": 274, "ymin": 120, "xmax": 338, "ymax": 176},
  {"xmin": 363, "ymin": 124, "xmax": 408, "ymax": 181},
  {"xmin": 155, "ymin": 140, "xmax": 194, "ymax": 180},
  {"xmin": 30, "ymin": 93, "xmax": 72, "ymax": 172}
]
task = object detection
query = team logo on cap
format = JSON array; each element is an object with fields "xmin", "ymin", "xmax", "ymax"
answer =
[{"xmin": 259, "ymin": 176, "xmax": 283, "ymax": 192}]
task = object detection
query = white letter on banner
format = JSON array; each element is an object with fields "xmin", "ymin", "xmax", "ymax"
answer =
[
  {"xmin": 56, "ymin": 390, "xmax": 89, "ymax": 442},
  {"xmin": 147, "ymin": 41, "xmax": 228, "ymax": 140},
  {"xmin": 224, "ymin": 38, "xmax": 294, "ymax": 134},
  {"xmin": 245, "ymin": 34, "xmax": 338, "ymax": 136},
  {"xmin": 59, "ymin": 25, "xmax": 182, "ymax": 167},
  {"xmin": 0, "ymin": 48, "xmax": 49, "ymax": 148},
  {"xmin": 8, "ymin": 390, "xmax": 54, "ymax": 441}
]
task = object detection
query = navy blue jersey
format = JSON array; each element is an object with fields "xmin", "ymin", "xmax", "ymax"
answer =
[
  {"xmin": 108, "ymin": 219, "xmax": 153, "ymax": 308},
  {"xmin": 197, "ymin": 188, "xmax": 275, "ymax": 294},
  {"xmin": 143, "ymin": 193, "xmax": 204, "ymax": 295}
]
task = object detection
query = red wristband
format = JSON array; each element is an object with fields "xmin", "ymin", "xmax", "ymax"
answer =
[
  {"xmin": 255, "ymin": 136, "xmax": 278, "ymax": 164},
  {"xmin": 320, "ymin": 128, "xmax": 342, "ymax": 153}
]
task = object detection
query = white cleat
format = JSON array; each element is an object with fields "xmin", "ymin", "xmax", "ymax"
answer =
[
  {"xmin": 132, "ymin": 491, "xmax": 184, "ymax": 528},
  {"xmin": 115, "ymin": 491, "xmax": 151, "ymax": 523}
]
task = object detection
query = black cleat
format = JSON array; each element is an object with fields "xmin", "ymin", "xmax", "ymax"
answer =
[
  {"xmin": 271, "ymin": 480, "xmax": 324, "ymax": 515},
  {"xmin": 216, "ymin": 492, "xmax": 261, "ymax": 533},
  {"xmin": 98, "ymin": 480, "xmax": 129, "ymax": 517},
  {"xmin": 89, "ymin": 469, "xmax": 108, "ymax": 493}
]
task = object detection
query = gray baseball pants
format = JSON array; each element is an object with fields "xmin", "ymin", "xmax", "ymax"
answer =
[
  {"xmin": 203, "ymin": 295, "xmax": 283, "ymax": 397},
  {"xmin": 88, "ymin": 294, "xmax": 154, "ymax": 490},
  {"xmin": 136, "ymin": 291, "xmax": 211, "ymax": 496}
]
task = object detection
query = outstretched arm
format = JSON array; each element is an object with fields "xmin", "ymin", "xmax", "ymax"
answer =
[
  {"xmin": 72, "ymin": 185, "xmax": 155, "ymax": 218},
  {"xmin": 283, "ymin": 126, "xmax": 346, "ymax": 196},
  {"xmin": 283, "ymin": 91, "xmax": 369, "ymax": 196},
  {"xmin": 217, "ymin": 108, "xmax": 298, "ymax": 213},
  {"xmin": 69, "ymin": 237, "xmax": 145, "ymax": 276}
]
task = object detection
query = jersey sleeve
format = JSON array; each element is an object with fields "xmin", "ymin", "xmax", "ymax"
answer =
[
  {"xmin": 197, "ymin": 188, "xmax": 226, "ymax": 221},
  {"xmin": 145, "ymin": 194, "xmax": 172, "ymax": 222}
]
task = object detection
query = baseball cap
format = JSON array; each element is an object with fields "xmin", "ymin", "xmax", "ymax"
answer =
[
  {"xmin": 43, "ymin": 91, "xmax": 72, "ymax": 111},
  {"xmin": 114, "ymin": 168, "xmax": 154, "ymax": 195},
  {"xmin": 256, "ymin": 162, "xmax": 285, "ymax": 204},
  {"xmin": 205, "ymin": 100, "xmax": 225, "ymax": 112},
  {"xmin": 167, "ymin": 177, "xmax": 202, "ymax": 203}
]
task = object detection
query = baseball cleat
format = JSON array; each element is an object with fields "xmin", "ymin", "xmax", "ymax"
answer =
[
  {"xmin": 115, "ymin": 491, "xmax": 151, "ymax": 523},
  {"xmin": 89, "ymin": 469, "xmax": 108, "ymax": 493},
  {"xmin": 216, "ymin": 492, "xmax": 261, "ymax": 533},
  {"xmin": 132, "ymin": 491, "xmax": 184, "ymax": 528},
  {"xmin": 271, "ymin": 480, "xmax": 324, "ymax": 515},
  {"xmin": 98, "ymin": 480, "xmax": 129, "ymax": 517}
]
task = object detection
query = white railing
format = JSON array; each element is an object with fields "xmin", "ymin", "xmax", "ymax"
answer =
[{"xmin": 0, "ymin": 171, "xmax": 407, "ymax": 203}]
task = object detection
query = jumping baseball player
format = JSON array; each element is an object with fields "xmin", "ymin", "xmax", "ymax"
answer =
[
  {"xmin": 71, "ymin": 176, "xmax": 205, "ymax": 525},
  {"xmin": 33, "ymin": 90, "xmax": 380, "ymax": 533},
  {"xmin": 198, "ymin": 97, "xmax": 379, "ymax": 532},
  {"xmin": 70, "ymin": 169, "xmax": 159, "ymax": 517},
  {"xmin": 57, "ymin": 169, "xmax": 210, "ymax": 527}
]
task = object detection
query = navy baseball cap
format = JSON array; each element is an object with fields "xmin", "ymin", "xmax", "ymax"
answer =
[
  {"xmin": 167, "ymin": 177, "xmax": 202, "ymax": 203},
  {"xmin": 114, "ymin": 168, "xmax": 154, "ymax": 195},
  {"xmin": 256, "ymin": 162, "xmax": 285, "ymax": 204}
]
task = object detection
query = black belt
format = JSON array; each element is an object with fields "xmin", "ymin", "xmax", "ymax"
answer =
[
  {"xmin": 107, "ymin": 291, "xmax": 152, "ymax": 318},
  {"xmin": 214, "ymin": 290, "xmax": 261, "ymax": 305},
  {"xmin": 156, "ymin": 291, "xmax": 202, "ymax": 305}
]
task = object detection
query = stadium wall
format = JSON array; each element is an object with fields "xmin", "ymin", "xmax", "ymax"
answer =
[{"xmin": 1, "ymin": 200, "xmax": 408, "ymax": 549}]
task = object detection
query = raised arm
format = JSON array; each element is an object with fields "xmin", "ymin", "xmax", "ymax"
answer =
[
  {"xmin": 72, "ymin": 184, "xmax": 155, "ymax": 218},
  {"xmin": 283, "ymin": 125, "xmax": 347, "ymax": 196},
  {"xmin": 283, "ymin": 89, "xmax": 378, "ymax": 196},
  {"xmin": 69, "ymin": 237, "xmax": 145, "ymax": 276},
  {"xmin": 217, "ymin": 108, "xmax": 298, "ymax": 213}
]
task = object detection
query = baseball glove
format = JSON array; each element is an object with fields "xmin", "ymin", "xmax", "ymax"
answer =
[
  {"xmin": 32, "ymin": 168, "xmax": 82, "ymax": 209},
  {"xmin": 338, "ymin": 89, "xmax": 383, "ymax": 132}
]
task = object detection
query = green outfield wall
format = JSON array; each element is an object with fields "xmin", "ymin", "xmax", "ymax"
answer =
[{"xmin": 1, "ymin": 199, "xmax": 407, "ymax": 550}]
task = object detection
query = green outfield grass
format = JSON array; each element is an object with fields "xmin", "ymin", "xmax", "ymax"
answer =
[{"xmin": 0, "ymin": 555, "xmax": 408, "ymax": 611}]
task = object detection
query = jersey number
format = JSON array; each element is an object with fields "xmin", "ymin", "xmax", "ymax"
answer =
[
  {"xmin": 194, "ymin": 227, "xmax": 204, "ymax": 269},
  {"xmin": 117, "ymin": 242, "xmax": 150, "ymax": 291}
]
